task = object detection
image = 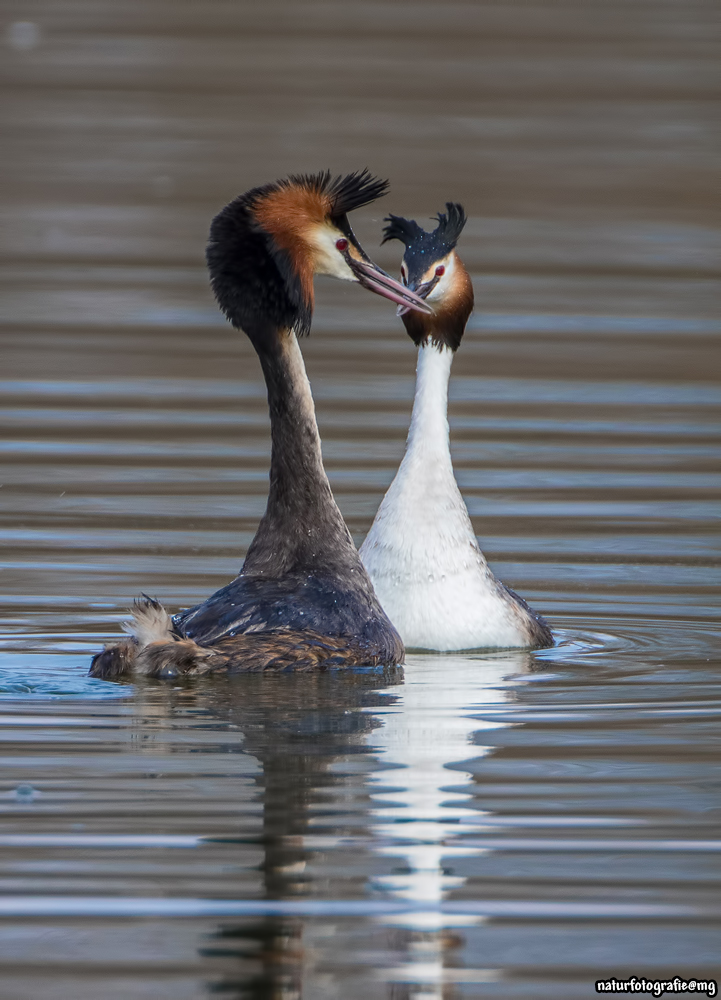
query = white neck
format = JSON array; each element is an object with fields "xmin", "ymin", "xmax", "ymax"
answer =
[
  {"xmin": 361, "ymin": 341, "xmax": 539, "ymax": 650},
  {"xmin": 402, "ymin": 342, "xmax": 454, "ymax": 472},
  {"xmin": 363, "ymin": 340, "xmax": 467, "ymax": 540}
]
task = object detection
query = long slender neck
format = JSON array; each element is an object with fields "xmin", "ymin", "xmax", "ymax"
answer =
[
  {"xmin": 403, "ymin": 342, "xmax": 454, "ymax": 469},
  {"xmin": 242, "ymin": 329, "xmax": 356, "ymax": 577}
]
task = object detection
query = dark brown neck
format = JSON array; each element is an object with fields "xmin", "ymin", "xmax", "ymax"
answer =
[{"xmin": 242, "ymin": 328, "xmax": 357, "ymax": 577}]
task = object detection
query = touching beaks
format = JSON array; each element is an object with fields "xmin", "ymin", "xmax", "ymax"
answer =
[
  {"xmin": 347, "ymin": 258, "xmax": 433, "ymax": 315},
  {"xmin": 395, "ymin": 268, "xmax": 443, "ymax": 317}
]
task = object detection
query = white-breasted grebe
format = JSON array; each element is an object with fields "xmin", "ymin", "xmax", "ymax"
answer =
[
  {"xmin": 90, "ymin": 171, "xmax": 431, "ymax": 679},
  {"xmin": 360, "ymin": 204, "xmax": 553, "ymax": 651}
]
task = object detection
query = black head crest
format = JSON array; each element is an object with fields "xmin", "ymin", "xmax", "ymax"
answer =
[
  {"xmin": 382, "ymin": 202, "xmax": 467, "ymax": 260},
  {"xmin": 278, "ymin": 169, "xmax": 389, "ymax": 218},
  {"xmin": 434, "ymin": 202, "xmax": 467, "ymax": 247},
  {"xmin": 381, "ymin": 215, "xmax": 426, "ymax": 247},
  {"xmin": 324, "ymin": 169, "xmax": 389, "ymax": 216}
]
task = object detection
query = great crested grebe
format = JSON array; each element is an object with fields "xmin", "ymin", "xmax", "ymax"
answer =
[
  {"xmin": 360, "ymin": 204, "xmax": 553, "ymax": 651},
  {"xmin": 89, "ymin": 170, "xmax": 431, "ymax": 680}
]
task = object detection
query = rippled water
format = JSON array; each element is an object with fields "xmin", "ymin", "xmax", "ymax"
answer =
[{"xmin": 2, "ymin": 1, "xmax": 720, "ymax": 996}]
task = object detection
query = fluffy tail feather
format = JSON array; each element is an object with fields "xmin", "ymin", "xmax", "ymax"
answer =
[
  {"xmin": 122, "ymin": 594, "xmax": 176, "ymax": 647},
  {"xmin": 89, "ymin": 596, "xmax": 224, "ymax": 680}
]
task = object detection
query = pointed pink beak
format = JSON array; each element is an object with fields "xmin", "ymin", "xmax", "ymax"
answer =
[{"xmin": 348, "ymin": 259, "xmax": 433, "ymax": 315}]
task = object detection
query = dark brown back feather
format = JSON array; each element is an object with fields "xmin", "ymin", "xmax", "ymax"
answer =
[{"xmin": 89, "ymin": 628, "xmax": 404, "ymax": 679}]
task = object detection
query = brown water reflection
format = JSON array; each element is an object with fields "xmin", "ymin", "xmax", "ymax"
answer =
[{"xmin": 1, "ymin": 0, "xmax": 720, "ymax": 996}]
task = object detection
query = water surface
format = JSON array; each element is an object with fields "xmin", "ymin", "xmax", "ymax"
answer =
[{"xmin": 1, "ymin": 1, "xmax": 720, "ymax": 996}]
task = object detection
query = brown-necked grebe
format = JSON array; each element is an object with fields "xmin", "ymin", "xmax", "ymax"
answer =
[{"xmin": 90, "ymin": 170, "xmax": 431, "ymax": 679}]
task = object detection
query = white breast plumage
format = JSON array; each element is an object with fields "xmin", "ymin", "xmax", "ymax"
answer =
[{"xmin": 361, "ymin": 343, "xmax": 542, "ymax": 650}]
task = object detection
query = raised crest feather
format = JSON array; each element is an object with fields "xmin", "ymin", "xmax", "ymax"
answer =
[
  {"xmin": 274, "ymin": 169, "xmax": 389, "ymax": 217},
  {"xmin": 324, "ymin": 169, "xmax": 389, "ymax": 216},
  {"xmin": 382, "ymin": 202, "xmax": 467, "ymax": 255},
  {"xmin": 381, "ymin": 215, "xmax": 425, "ymax": 247}
]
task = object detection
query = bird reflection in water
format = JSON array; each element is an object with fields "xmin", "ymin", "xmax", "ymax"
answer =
[
  {"xmin": 149, "ymin": 667, "xmax": 400, "ymax": 997},
  {"xmin": 130, "ymin": 651, "xmax": 531, "ymax": 997},
  {"xmin": 365, "ymin": 651, "xmax": 530, "ymax": 998}
]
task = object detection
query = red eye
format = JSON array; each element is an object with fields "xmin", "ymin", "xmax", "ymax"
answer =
[
  {"xmin": 335, "ymin": 238, "xmax": 348, "ymax": 252},
  {"xmin": 435, "ymin": 265, "xmax": 445, "ymax": 276}
]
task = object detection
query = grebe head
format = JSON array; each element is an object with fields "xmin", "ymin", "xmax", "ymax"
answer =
[
  {"xmin": 206, "ymin": 170, "xmax": 430, "ymax": 341},
  {"xmin": 382, "ymin": 202, "xmax": 474, "ymax": 351}
]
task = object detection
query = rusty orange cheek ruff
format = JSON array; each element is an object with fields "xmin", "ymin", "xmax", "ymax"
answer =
[{"xmin": 251, "ymin": 185, "xmax": 334, "ymax": 311}]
